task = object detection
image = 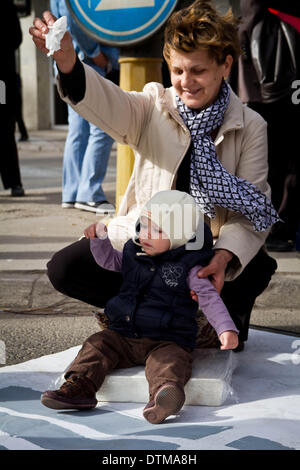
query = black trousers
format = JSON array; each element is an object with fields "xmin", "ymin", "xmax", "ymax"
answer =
[
  {"xmin": 47, "ymin": 238, "xmax": 277, "ymax": 342},
  {"xmin": 0, "ymin": 118, "xmax": 22, "ymax": 189},
  {"xmin": 0, "ymin": 84, "xmax": 22, "ymax": 190},
  {"xmin": 249, "ymin": 100, "xmax": 300, "ymax": 241}
]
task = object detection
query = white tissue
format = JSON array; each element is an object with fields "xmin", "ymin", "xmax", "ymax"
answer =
[{"xmin": 45, "ymin": 16, "xmax": 68, "ymax": 57}]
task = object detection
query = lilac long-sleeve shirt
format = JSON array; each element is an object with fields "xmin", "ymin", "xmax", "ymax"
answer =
[{"xmin": 90, "ymin": 237, "xmax": 239, "ymax": 338}]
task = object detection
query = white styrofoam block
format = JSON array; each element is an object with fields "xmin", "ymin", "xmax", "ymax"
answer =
[
  {"xmin": 0, "ymin": 346, "xmax": 235, "ymax": 407},
  {"xmin": 97, "ymin": 349, "xmax": 236, "ymax": 406}
]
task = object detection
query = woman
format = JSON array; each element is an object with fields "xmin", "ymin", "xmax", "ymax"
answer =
[
  {"xmin": 30, "ymin": 0, "xmax": 277, "ymax": 350},
  {"xmin": 0, "ymin": 0, "xmax": 25, "ymax": 197}
]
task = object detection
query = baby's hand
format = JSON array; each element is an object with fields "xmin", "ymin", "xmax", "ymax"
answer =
[
  {"xmin": 219, "ymin": 331, "xmax": 239, "ymax": 350},
  {"xmin": 84, "ymin": 223, "xmax": 97, "ymax": 239}
]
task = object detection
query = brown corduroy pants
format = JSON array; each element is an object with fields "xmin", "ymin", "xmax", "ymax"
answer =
[{"xmin": 65, "ymin": 329, "xmax": 193, "ymax": 400}]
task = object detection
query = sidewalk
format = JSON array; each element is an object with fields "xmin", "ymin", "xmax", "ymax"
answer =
[
  {"xmin": 1, "ymin": 129, "xmax": 300, "ymax": 329},
  {"xmin": 0, "ymin": 129, "xmax": 116, "ymax": 316}
]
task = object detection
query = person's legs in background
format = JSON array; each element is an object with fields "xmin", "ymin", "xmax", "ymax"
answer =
[
  {"xmin": 62, "ymin": 105, "xmax": 89, "ymax": 206},
  {"xmin": 0, "ymin": 72, "xmax": 25, "ymax": 198},
  {"xmin": 0, "ymin": 116, "xmax": 25, "ymax": 197},
  {"xmin": 296, "ymin": 138, "xmax": 300, "ymax": 255},
  {"xmin": 249, "ymin": 99, "xmax": 299, "ymax": 251},
  {"xmin": 75, "ymin": 122, "xmax": 114, "ymax": 213},
  {"xmin": 16, "ymin": 73, "xmax": 28, "ymax": 142},
  {"xmin": 264, "ymin": 99, "xmax": 298, "ymax": 250}
]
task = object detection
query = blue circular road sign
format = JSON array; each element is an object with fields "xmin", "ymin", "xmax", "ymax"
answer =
[{"xmin": 66, "ymin": 0, "xmax": 179, "ymax": 46}]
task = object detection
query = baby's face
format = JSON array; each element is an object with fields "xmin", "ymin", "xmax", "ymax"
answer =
[{"xmin": 138, "ymin": 216, "xmax": 170, "ymax": 256}]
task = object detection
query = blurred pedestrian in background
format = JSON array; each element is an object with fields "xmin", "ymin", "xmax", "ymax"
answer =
[
  {"xmin": 16, "ymin": 73, "xmax": 29, "ymax": 142},
  {"xmin": 50, "ymin": 0, "xmax": 119, "ymax": 214},
  {"xmin": 0, "ymin": 0, "xmax": 25, "ymax": 197},
  {"xmin": 230, "ymin": 0, "xmax": 300, "ymax": 252}
]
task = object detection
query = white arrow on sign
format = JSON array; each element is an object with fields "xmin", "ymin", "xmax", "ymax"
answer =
[{"xmin": 95, "ymin": 0, "xmax": 155, "ymax": 11}]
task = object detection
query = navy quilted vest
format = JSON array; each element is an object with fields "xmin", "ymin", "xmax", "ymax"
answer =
[{"xmin": 105, "ymin": 224, "xmax": 214, "ymax": 349}]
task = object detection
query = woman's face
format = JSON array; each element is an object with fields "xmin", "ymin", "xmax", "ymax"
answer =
[{"xmin": 169, "ymin": 48, "xmax": 233, "ymax": 110}]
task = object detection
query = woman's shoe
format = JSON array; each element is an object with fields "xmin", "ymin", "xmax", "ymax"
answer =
[{"xmin": 233, "ymin": 340, "xmax": 245, "ymax": 353}]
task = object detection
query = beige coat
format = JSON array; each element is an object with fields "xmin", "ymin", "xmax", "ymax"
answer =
[{"xmin": 57, "ymin": 62, "xmax": 270, "ymax": 280}]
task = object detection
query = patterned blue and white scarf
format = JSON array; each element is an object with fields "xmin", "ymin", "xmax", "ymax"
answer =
[{"xmin": 176, "ymin": 81, "xmax": 280, "ymax": 232}]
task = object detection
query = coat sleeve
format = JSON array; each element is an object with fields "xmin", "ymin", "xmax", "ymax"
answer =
[
  {"xmin": 56, "ymin": 62, "xmax": 154, "ymax": 148},
  {"xmin": 214, "ymin": 110, "xmax": 271, "ymax": 280}
]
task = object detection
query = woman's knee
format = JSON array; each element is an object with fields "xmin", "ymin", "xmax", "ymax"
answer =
[
  {"xmin": 46, "ymin": 238, "xmax": 91, "ymax": 294},
  {"xmin": 47, "ymin": 248, "xmax": 71, "ymax": 294}
]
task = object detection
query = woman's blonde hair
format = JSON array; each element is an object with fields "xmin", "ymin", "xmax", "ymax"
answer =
[{"xmin": 163, "ymin": 0, "xmax": 242, "ymax": 65}]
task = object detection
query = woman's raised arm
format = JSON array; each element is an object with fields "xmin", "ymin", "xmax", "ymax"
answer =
[{"xmin": 29, "ymin": 10, "xmax": 76, "ymax": 74}]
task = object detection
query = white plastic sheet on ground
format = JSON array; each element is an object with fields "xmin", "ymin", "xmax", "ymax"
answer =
[{"xmin": 0, "ymin": 329, "xmax": 299, "ymax": 450}]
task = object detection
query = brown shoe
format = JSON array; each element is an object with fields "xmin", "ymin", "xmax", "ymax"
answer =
[
  {"xmin": 41, "ymin": 374, "xmax": 97, "ymax": 410},
  {"xmin": 143, "ymin": 382, "xmax": 185, "ymax": 424}
]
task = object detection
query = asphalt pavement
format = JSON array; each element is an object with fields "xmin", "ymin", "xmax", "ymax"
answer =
[{"xmin": 0, "ymin": 128, "xmax": 300, "ymax": 368}]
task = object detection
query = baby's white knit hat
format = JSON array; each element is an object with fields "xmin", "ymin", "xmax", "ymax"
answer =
[{"xmin": 139, "ymin": 190, "xmax": 203, "ymax": 250}]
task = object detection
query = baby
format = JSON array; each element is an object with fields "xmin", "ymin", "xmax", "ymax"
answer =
[{"xmin": 41, "ymin": 190, "xmax": 238, "ymax": 424}]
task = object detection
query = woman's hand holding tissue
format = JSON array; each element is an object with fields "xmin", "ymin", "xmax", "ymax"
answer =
[{"xmin": 29, "ymin": 10, "xmax": 76, "ymax": 74}]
